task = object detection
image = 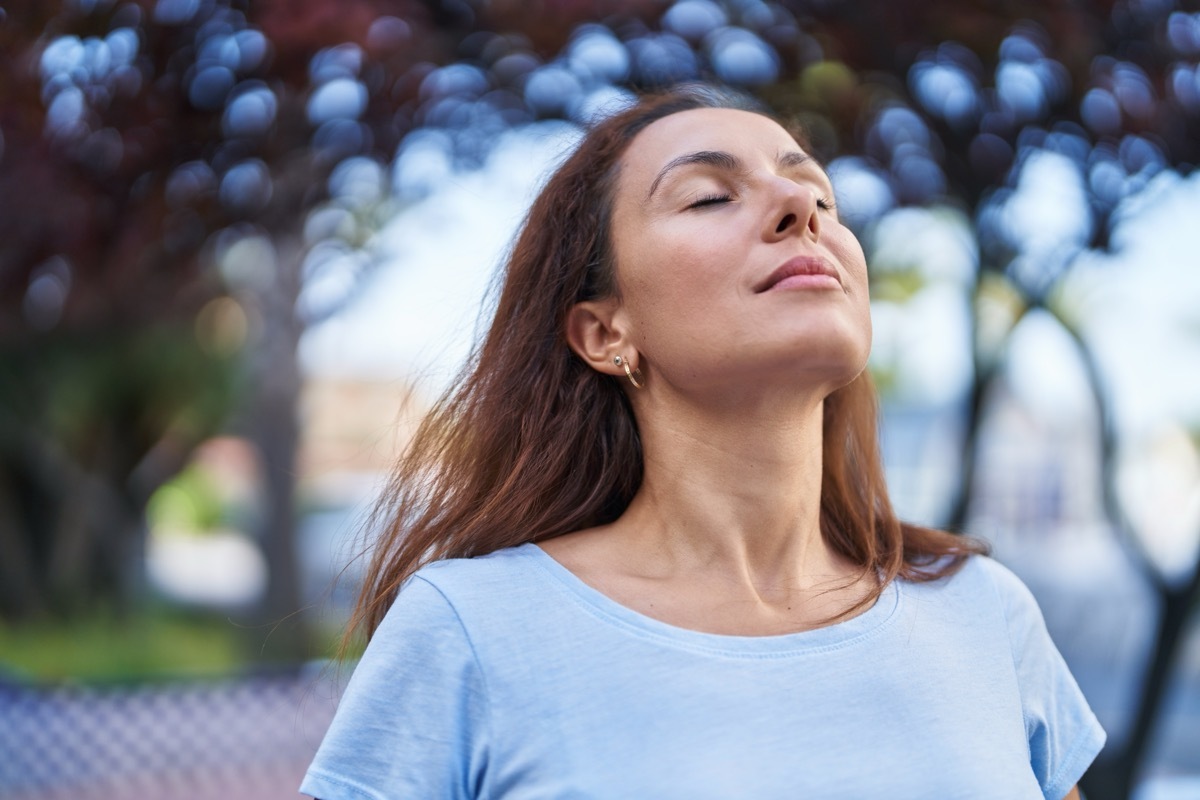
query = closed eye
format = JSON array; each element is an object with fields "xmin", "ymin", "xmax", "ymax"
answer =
[
  {"xmin": 687, "ymin": 193, "xmax": 732, "ymax": 209},
  {"xmin": 687, "ymin": 191, "xmax": 833, "ymax": 211}
]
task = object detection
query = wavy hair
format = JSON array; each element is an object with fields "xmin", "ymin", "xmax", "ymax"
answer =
[{"xmin": 347, "ymin": 86, "xmax": 986, "ymax": 641}]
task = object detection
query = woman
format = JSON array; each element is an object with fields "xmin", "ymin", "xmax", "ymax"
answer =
[{"xmin": 301, "ymin": 87, "xmax": 1104, "ymax": 799}]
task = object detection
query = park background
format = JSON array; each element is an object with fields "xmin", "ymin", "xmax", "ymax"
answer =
[{"xmin": 1, "ymin": 0, "xmax": 1199, "ymax": 798}]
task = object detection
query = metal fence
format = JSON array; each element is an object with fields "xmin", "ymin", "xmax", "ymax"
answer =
[{"xmin": 0, "ymin": 668, "xmax": 340, "ymax": 800}]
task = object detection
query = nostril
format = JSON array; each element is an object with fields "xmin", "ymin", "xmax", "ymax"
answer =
[{"xmin": 776, "ymin": 213, "xmax": 796, "ymax": 233}]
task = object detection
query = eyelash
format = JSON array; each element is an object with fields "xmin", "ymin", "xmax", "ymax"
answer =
[
  {"xmin": 686, "ymin": 194, "xmax": 837, "ymax": 211},
  {"xmin": 688, "ymin": 193, "xmax": 732, "ymax": 209}
]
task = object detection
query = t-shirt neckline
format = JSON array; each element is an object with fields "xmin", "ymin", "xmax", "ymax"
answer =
[{"xmin": 516, "ymin": 542, "xmax": 902, "ymax": 657}]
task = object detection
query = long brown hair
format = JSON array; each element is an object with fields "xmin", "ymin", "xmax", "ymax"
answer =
[{"xmin": 348, "ymin": 86, "xmax": 986, "ymax": 641}]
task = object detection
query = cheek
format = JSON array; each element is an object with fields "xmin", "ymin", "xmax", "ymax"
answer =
[
  {"xmin": 616, "ymin": 234, "xmax": 730, "ymax": 316},
  {"xmin": 828, "ymin": 230, "xmax": 873, "ymax": 342},
  {"xmin": 829, "ymin": 235, "xmax": 871, "ymax": 302},
  {"xmin": 829, "ymin": 231, "xmax": 868, "ymax": 281},
  {"xmin": 619, "ymin": 268, "xmax": 706, "ymax": 339},
  {"xmin": 614, "ymin": 260, "xmax": 731, "ymax": 371}
]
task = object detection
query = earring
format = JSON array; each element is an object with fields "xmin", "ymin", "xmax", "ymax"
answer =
[{"xmin": 613, "ymin": 355, "xmax": 644, "ymax": 389}]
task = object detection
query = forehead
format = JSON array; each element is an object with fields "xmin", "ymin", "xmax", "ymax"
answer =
[{"xmin": 617, "ymin": 107, "xmax": 804, "ymax": 193}]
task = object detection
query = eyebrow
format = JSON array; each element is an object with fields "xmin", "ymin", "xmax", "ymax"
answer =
[{"xmin": 645, "ymin": 149, "xmax": 816, "ymax": 201}]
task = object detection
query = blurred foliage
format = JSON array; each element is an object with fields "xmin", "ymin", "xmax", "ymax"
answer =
[
  {"xmin": 0, "ymin": 0, "xmax": 451, "ymax": 328},
  {"xmin": 0, "ymin": 0, "xmax": 458, "ymax": 644},
  {"xmin": 0, "ymin": 603, "xmax": 363, "ymax": 682},
  {"xmin": 0, "ymin": 328, "xmax": 237, "ymax": 617},
  {"xmin": 865, "ymin": 266, "xmax": 926, "ymax": 303},
  {"xmin": 147, "ymin": 463, "xmax": 227, "ymax": 534},
  {"xmin": 0, "ymin": 607, "xmax": 244, "ymax": 682},
  {"xmin": 0, "ymin": 329, "xmax": 236, "ymax": 450}
]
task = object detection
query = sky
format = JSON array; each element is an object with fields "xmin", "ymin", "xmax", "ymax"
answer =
[{"xmin": 300, "ymin": 121, "xmax": 581, "ymax": 400}]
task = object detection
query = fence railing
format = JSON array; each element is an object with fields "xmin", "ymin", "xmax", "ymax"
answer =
[{"xmin": 0, "ymin": 667, "xmax": 340, "ymax": 800}]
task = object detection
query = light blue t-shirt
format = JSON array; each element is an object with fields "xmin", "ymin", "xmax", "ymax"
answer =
[{"xmin": 301, "ymin": 545, "xmax": 1104, "ymax": 800}]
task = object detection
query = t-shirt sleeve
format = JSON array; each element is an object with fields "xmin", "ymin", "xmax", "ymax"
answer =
[
  {"xmin": 300, "ymin": 575, "xmax": 489, "ymax": 800},
  {"xmin": 983, "ymin": 559, "xmax": 1106, "ymax": 800}
]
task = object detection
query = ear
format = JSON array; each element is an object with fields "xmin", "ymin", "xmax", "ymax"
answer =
[{"xmin": 565, "ymin": 298, "xmax": 631, "ymax": 378}]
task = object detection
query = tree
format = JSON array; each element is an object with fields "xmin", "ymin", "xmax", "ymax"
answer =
[{"xmin": 0, "ymin": 0, "xmax": 455, "ymax": 659}]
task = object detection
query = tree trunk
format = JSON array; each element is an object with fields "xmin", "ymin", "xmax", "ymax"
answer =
[
  {"xmin": 1079, "ymin": 563, "xmax": 1200, "ymax": 800},
  {"xmin": 945, "ymin": 365, "xmax": 990, "ymax": 531},
  {"xmin": 242, "ymin": 233, "xmax": 309, "ymax": 663},
  {"xmin": 945, "ymin": 281, "xmax": 1022, "ymax": 531},
  {"xmin": 0, "ymin": 460, "xmax": 44, "ymax": 620}
]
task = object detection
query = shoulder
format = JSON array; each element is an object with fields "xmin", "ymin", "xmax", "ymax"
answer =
[
  {"xmin": 903, "ymin": 556, "xmax": 1105, "ymax": 793},
  {"xmin": 950, "ymin": 562, "xmax": 1105, "ymax": 794},
  {"xmin": 908, "ymin": 553, "xmax": 1036, "ymax": 605},
  {"xmin": 411, "ymin": 543, "xmax": 541, "ymax": 601},
  {"xmin": 965, "ymin": 553, "xmax": 1034, "ymax": 595},
  {"xmin": 957, "ymin": 554, "xmax": 1044, "ymax": 625},
  {"xmin": 341, "ymin": 550, "xmax": 547, "ymax": 687},
  {"xmin": 922, "ymin": 555, "xmax": 1060, "ymax": 670},
  {"xmin": 897, "ymin": 554, "xmax": 1046, "ymax": 636},
  {"xmin": 374, "ymin": 544, "xmax": 546, "ymax": 640}
]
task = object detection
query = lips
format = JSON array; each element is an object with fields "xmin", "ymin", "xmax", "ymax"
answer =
[{"xmin": 754, "ymin": 256, "xmax": 841, "ymax": 293}]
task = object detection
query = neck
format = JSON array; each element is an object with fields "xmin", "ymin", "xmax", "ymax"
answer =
[{"xmin": 614, "ymin": 386, "xmax": 845, "ymax": 597}]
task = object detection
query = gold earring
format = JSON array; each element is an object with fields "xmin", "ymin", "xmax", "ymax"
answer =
[{"xmin": 613, "ymin": 355, "xmax": 644, "ymax": 389}]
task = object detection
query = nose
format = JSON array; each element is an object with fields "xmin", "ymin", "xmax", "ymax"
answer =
[{"xmin": 764, "ymin": 179, "xmax": 821, "ymax": 242}]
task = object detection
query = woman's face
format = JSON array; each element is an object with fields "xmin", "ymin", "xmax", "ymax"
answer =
[{"xmin": 607, "ymin": 107, "xmax": 871, "ymax": 397}]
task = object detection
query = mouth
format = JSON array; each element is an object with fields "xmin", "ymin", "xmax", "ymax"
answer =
[{"xmin": 754, "ymin": 256, "xmax": 842, "ymax": 293}]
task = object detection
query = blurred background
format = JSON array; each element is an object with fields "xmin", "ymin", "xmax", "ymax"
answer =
[{"xmin": 1, "ymin": 0, "xmax": 1198, "ymax": 798}]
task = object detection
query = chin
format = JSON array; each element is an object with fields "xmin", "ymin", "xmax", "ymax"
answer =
[{"xmin": 783, "ymin": 339, "xmax": 871, "ymax": 395}]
